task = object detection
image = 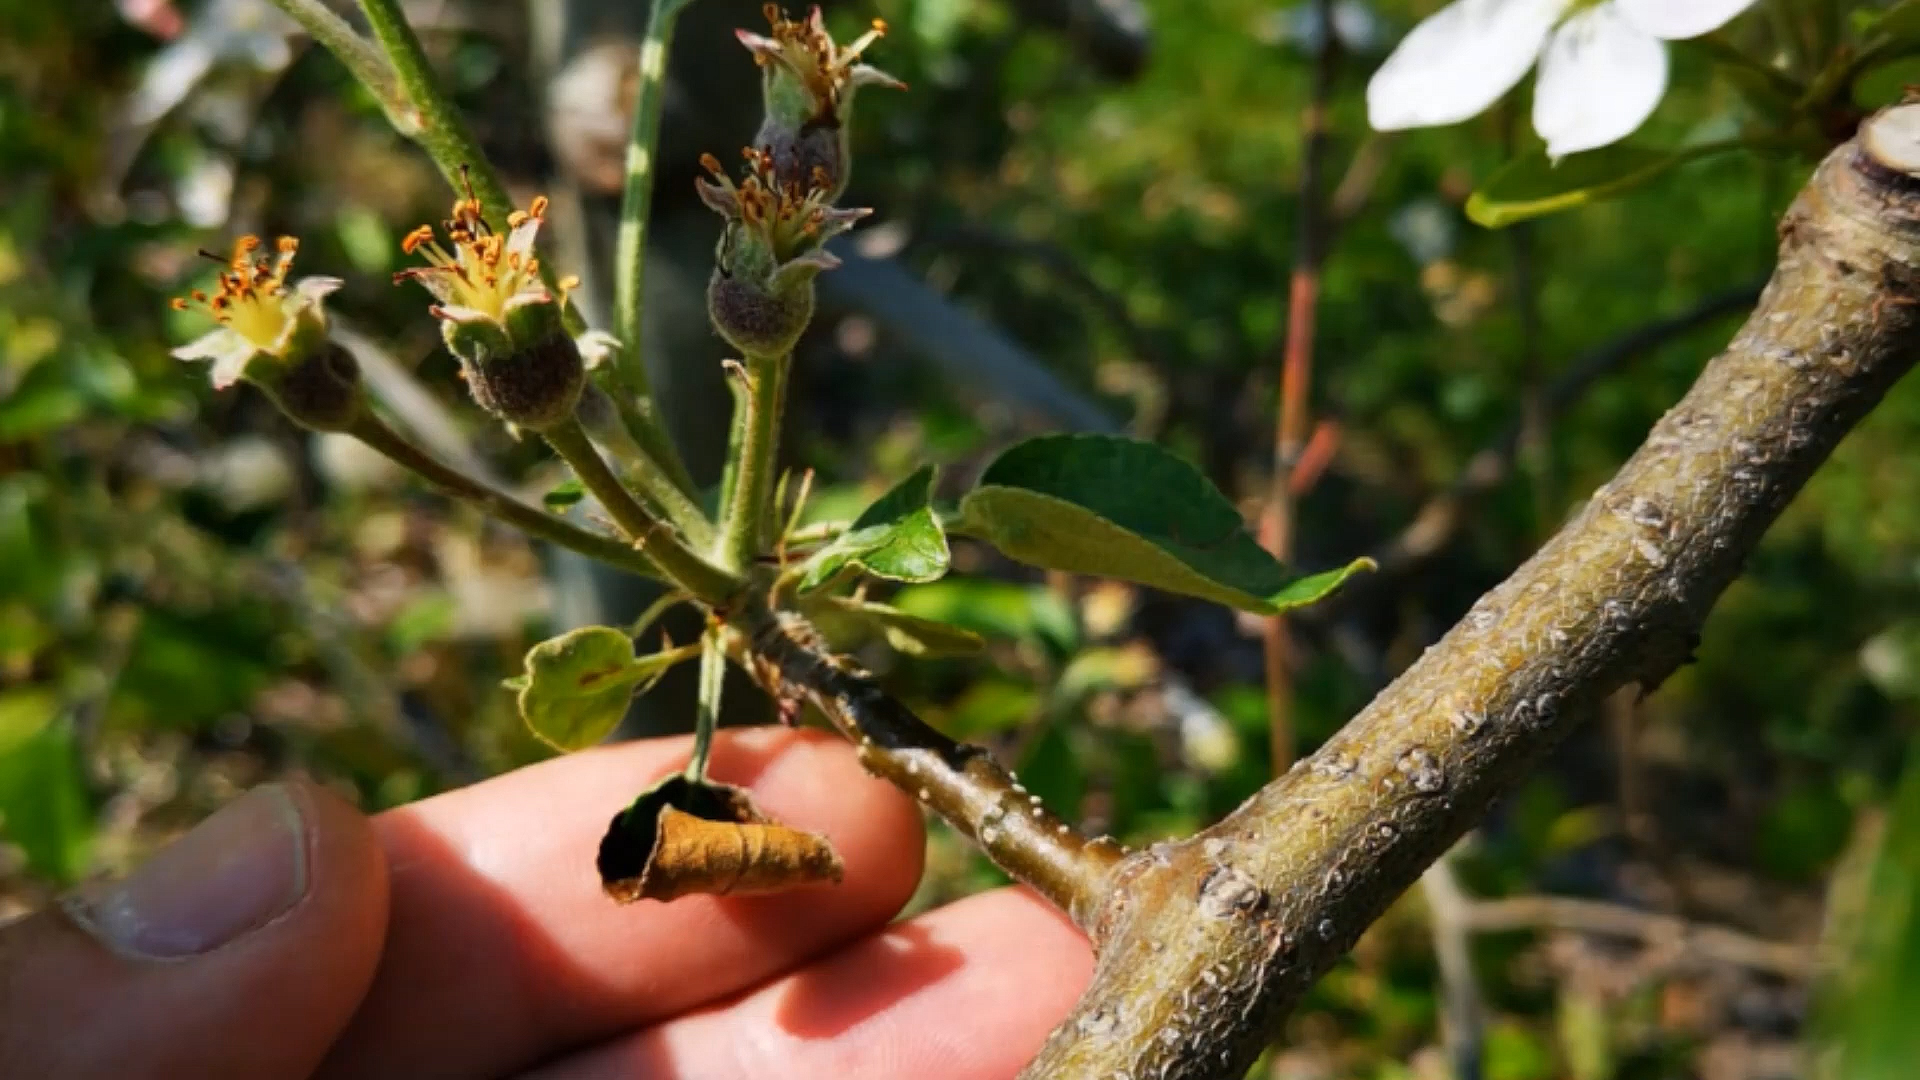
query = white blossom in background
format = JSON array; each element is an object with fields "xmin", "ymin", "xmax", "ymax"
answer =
[{"xmin": 1366, "ymin": 0, "xmax": 1758, "ymax": 158}]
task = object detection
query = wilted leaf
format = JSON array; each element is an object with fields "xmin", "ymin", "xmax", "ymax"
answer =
[
  {"xmin": 956, "ymin": 435, "xmax": 1370, "ymax": 614},
  {"xmin": 598, "ymin": 774, "xmax": 843, "ymax": 903},
  {"xmin": 798, "ymin": 465, "xmax": 949, "ymax": 591},
  {"xmin": 1467, "ymin": 142, "xmax": 1741, "ymax": 228},
  {"xmin": 512, "ymin": 626, "xmax": 692, "ymax": 752}
]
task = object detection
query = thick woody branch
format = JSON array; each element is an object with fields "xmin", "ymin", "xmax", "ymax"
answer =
[
  {"xmin": 1019, "ymin": 107, "xmax": 1920, "ymax": 1079},
  {"xmin": 734, "ymin": 597, "xmax": 1125, "ymax": 930}
]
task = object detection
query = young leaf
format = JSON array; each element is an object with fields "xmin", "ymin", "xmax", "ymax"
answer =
[
  {"xmin": 797, "ymin": 465, "xmax": 949, "ymax": 591},
  {"xmin": 1467, "ymin": 142, "xmax": 1741, "ymax": 228},
  {"xmin": 826, "ymin": 595, "xmax": 985, "ymax": 657},
  {"xmin": 956, "ymin": 434, "xmax": 1370, "ymax": 614},
  {"xmin": 512, "ymin": 626, "xmax": 693, "ymax": 752},
  {"xmin": 543, "ymin": 478, "xmax": 585, "ymax": 512}
]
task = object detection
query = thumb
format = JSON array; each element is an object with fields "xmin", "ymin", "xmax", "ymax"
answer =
[{"xmin": 0, "ymin": 780, "xmax": 388, "ymax": 1079}]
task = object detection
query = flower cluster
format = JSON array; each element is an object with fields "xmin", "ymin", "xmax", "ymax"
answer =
[
  {"xmin": 701, "ymin": 7, "xmax": 894, "ymax": 360},
  {"xmin": 1367, "ymin": 0, "xmax": 1758, "ymax": 158},
  {"xmin": 737, "ymin": 4, "xmax": 902, "ymax": 201},
  {"xmin": 394, "ymin": 186, "xmax": 586, "ymax": 430},
  {"xmin": 171, "ymin": 235, "xmax": 362, "ymax": 432},
  {"xmin": 699, "ymin": 147, "xmax": 869, "ymax": 358}
]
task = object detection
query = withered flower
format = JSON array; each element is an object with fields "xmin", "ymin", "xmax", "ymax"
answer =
[
  {"xmin": 172, "ymin": 236, "xmax": 361, "ymax": 432},
  {"xmin": 737, "ymin": 4, "xmax": 903, "ymax": 200},
  {"xmin": 698, "ymin": 146, "xmax": 869, "ymax": 358},
  {"xmin": 395, "ymin": 185, "xmax": 586, "ymax": 430}
]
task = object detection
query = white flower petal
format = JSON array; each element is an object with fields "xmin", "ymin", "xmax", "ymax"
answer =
[
  {"xmin": 171, "ymin": 327, "xmax": 261, "ymax": 389},
  {"xmin": 293, "ymin": 276, "xmax": 344, "ymax": 305},
  {"xmin": 1366, "ymin": 0, "xmax": 1565, "ymax": 131},
  {"xmin": 505, "ymin": 217, "xmax": 541, "ymax": 259},
  {"xmin": 173, "ymin": 327, "xmax": 261, "ymax": 387},
  {"xmin": 1532, "ymin": 5, "xmax": 1668, "ymax": 157},
  {"xmin": 172, "ymin": 327, "xmax": 244, "ymax": 363},
  {"xmin": 1614, "ymin": 0, "xmax": 1755, "ymax": 41}
]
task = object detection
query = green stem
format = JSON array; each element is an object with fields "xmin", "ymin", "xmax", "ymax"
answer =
[
  {"xmin": 627, "ymin": 589, "xmax": 690, "ymax": 641},
  {"xmin": 348, "ymin": 412, "xmax": 665, "ymax": 582},
  {"xmin": 267, "ymin": 0, "xmax": 405, "ymax": 115},
  {"xmin": 543, "ymin": 417, "xmax": 741, "ymax": 604},
  {"xmin": 354, "ymin": 0, "xmax": 512, "ymax": 221},
  {"xmin": 716, "ymin": 353, "xmax": 789, "ymax": 573},
  {"xmin": 604, "ymin": 0, "xmax": 701, "ymax": 496},
  {"xmin": 685, "ymin": 627, "xmax": 725, "ymax": 781}
]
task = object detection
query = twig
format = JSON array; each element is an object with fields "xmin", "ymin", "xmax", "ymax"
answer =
[
  {"xmin": 685, "ymin": 626, "xmax": 726, "ymax": 780},
  {"xmin": 263, "ymin": 0, "xmax": 403, "ymax": 117},
  {"xmin": 716, "ymin": 353, "xmax": 788, "ymax": 572},
  {"xmin": 1256, "ymin": 0, "xmax": 1338, "ymax": 773},
  {"xmin": 347, "ymin": 411, "xmax": 668, "ymax": 583},
  {"xmin": 1461, "ymin": 894, "xmax": 1814, "ymax": 979},
  {"xmin": 737, "ymin": 596, "xmax": 1125, "ymax": 930},
  {"xmin": 607, "ymin": 0, "xmax": 701, "ymax": 496},
  {"xmin": 1017, "ymin": 104, "xmax": 1920, "ymax": 1079},
  {"xmin": 1373, "ymin": 283, "xmax": 1764, "ymax": 574},
  {"xmin": 1421, "ymin": 852, "xmax": 1486, "ymax": 1080},
  {"xmin": 541, "ymin": 417, "xmax": 741, "ymax": 605}
]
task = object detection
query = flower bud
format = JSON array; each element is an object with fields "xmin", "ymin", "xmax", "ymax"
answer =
[
  {"xmin": 461, "ymin": 330, "xmax": 587, "ymax": 433},
  {"xmin": 708, "ymin": 262, "xmax": 816, "ymax": 359},
  {"xmin": 255, "ymin": 342, "xmax": 363, "ymax": 433},
  {"xmin": 736, "ymin": 5, "xmax": 903, "ymax": 200},
  {"xmin": 171, "ymin": 235, "xmax": 362, "ymax": 431},
  {"xmin": 697, "ymin": 148, "xmax": 869, "ymax": 358},
  {"xmin": 395, "ymin": 186, "xmax": 586, "ymax": 430}
]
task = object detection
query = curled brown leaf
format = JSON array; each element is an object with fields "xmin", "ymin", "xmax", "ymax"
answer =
[{"xmin": 597, "ymin": 774, "xmax": 844, "ymax": 903}]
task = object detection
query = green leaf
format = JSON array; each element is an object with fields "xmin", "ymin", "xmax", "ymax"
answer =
[
  {"xmin": 798, "ymin": 465, "xmax": 950, "ymax": 591},
  {"xmin": 1467, "ymin": 142, "xmax": 1744, "ymax": 228},
  {"xmin": 825, "ymin": 596, "xmax": 985, "ymax": 657},
  {"xmin": 0, "ymin": 690, "xmax": 92, "ymax": 885},
  {"xmin": 956, "ymin": 435, "xmax": 1370, "ymax": 614},
  {"xmin": 543, "ymin": 478, "xmax": 585, "ymax": 512},
  {"xmin": 513, "ymin": 626, "xmax": 693, "ymax": 752},
  {"xmin": 1854, "ymin": 56, "xmax": 1920, "ymax": 110},
  {"xmin": 889, "ymin": 580, "xmax": 1081, "ymax": 653},
  {"xmin": 1823, "ymin": 740, "xmax": 1920, "ymax": 1080}
]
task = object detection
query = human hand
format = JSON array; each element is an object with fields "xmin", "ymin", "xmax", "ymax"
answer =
[{"xmin": 0, "ymin": 727, "xmax": 1093, "ymax": 1079}]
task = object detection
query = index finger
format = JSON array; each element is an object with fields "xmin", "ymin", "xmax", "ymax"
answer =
[{"xmin": 317, "ymin": 726, "xmax": 925, "ymax": 1080}]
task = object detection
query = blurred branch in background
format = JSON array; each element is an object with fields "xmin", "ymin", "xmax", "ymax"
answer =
[
  {"xmin": 1257, "ymin": 0, "xmax": 1339, "ymax": 774},
  {"xmin": 819, "ymin": 234, "xmax": 1123, "ymax": 435},
  {"xmin": 1374, "ymin": 282, "xmax": 1767, "ymax": 576}
]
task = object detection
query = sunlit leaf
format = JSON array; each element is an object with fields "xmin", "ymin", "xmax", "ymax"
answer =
[
  {"xmin": 798, "ymin": 465, "xmax": 949, "ymax": 591},
  {"xmin": 956, "ymin": 435, "xmax": 1369, "ymax": 614},
  {"xmin": 511, "ymin": 626, "xmax": 693, "ymax": 752}
]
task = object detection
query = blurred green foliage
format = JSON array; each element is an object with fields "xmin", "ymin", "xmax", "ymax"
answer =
[{"xmin": 4, "ymin": 0, "xmax": 1920, "ymax": 1076}]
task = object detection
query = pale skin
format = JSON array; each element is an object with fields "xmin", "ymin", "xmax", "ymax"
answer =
[{"xmin": 0, "ymin": 727, "xmax": 1094, "ymax": 1078}]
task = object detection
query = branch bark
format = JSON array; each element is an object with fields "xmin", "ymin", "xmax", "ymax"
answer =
[
  {"xmin": 1016, "ymin": 107, "xmax": 1920, "ymax": 1079},
  {"xmin": 736, "ymin": 596, "xmax": 1126, "ymax": 930}
]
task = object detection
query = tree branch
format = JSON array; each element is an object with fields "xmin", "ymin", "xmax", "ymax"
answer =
[
  {"xmin": 1017, "ymin": 106, "xmax": 1920, "ymax": 1079},
  {"xmin": 734, "ymin": 596, "xmax": 1126, "ymax": 930}
]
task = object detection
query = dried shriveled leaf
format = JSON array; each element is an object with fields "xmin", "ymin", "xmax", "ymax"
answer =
[{"xmin": 598, "ymin": 775, "xmax": 844, "ymax": 903}]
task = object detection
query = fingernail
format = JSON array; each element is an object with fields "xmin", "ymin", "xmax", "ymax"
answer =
[{"xmin": 63, "ymin": 783, "xmax": 309, "ymax": 959}]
